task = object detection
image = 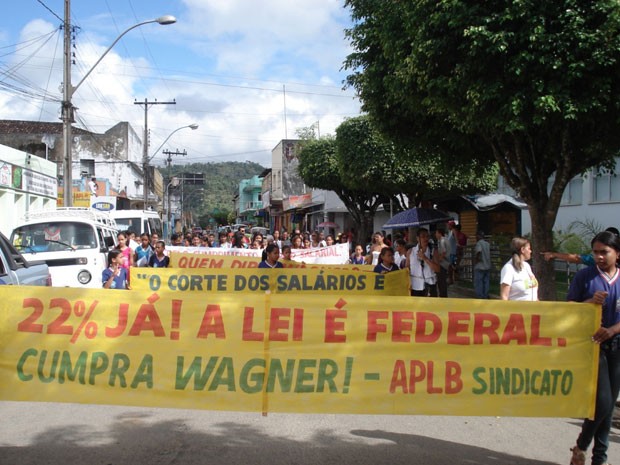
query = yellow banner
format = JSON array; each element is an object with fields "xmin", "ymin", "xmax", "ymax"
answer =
[
  {"xmin": 0, "ymin": 287, "xmax": 599, "ymax": 417},
  {"xmin": 170, "ymin": 251, "xmax": 374, "ymax": 271},
  {"xmin": 131, "ymin": 268, "xmax": 410, "ymax": 296}
]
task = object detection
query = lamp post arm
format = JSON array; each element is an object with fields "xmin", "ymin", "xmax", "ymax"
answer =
[
  {"xmin": 149, "ymin": 124, "xmax": 198, "ymax": 162},
  {"xmin": 149, "ymin": 127, "xmax": 184, "ymax": 163},
  {"xmin": 73, "ymin": 19, "xmax": 157, "ymax": 94}
]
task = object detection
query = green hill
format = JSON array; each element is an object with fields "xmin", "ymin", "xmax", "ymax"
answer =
[{"xmin": 164, "ymin": 161, "xmax": 266, "ymax": 227}]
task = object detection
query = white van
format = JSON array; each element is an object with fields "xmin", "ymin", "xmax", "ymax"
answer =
[
  {"xmin": 10, "ymin": 208, "xmax": 118, "ymax": 288},
  {"xmin": 110, "ymin": 210, "xmax": 163, "ymax": 237}
]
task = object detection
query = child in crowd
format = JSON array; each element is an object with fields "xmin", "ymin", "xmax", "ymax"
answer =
[
  {"xmin": 373, "ymin": 247, "xmax": 399, "ymax": 274},
  {"xmin": 103, "ymin": 250, "xmax": 129, "ymax": 289},
  {"xmin": 259, "ymin": 244, "xmax": 283, "ymax": 268},
  {"xmin": 148, "ymin": 241, "xmax": 170, "ymax": 268},
  {"xmin": 281, "ymin": 245, "xmax": 292, "ymax": 261},
  {"xmin": 135, "ymin": 233, "xmax": 153, "ymax": 267},
  {"xmin": 350, "ymin": 244, "xmax": 366, "ymax": 265}
]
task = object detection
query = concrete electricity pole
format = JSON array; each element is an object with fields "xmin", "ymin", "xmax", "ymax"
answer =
[{"xmin": 134, "ymin": 98, "xmax": 176, "ymax": 207}]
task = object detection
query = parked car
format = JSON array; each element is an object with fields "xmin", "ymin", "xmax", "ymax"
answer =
[
  {"xmin": 11, "ymin": 207, "xmax": 118, "ymax": 288},
  {"xmin": 0, "ymin": 230, "xmax": 51, "ymax": 286}
]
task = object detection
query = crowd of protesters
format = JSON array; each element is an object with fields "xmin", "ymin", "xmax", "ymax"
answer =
[
  {"xmin": 102, "ymin": 221, "xmax": 620, "ymax": 465},
  {"xmin": 105, "ymin": 223, "xmax": 474, "ymax": 297}
]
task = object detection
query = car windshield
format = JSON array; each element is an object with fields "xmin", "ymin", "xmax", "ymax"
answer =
[{"xmin": 11, "ymin": 222, "xmax": 97, "ymax": 252}]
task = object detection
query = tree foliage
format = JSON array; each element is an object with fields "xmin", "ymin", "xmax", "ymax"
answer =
[
  {"xmin": 298, "ymin": 116, "xmax": 498, "ymax": 243},
  {"xmin": 344, "ymin": 0, "xmax": 620, "ymax": 299},
  {"xmin": 335, "ymin": 116, "xmax": 498, "ymax": 206},
  {"xmin": 298, "ymin": 136, "xmax": 382, "ymax": 243}
]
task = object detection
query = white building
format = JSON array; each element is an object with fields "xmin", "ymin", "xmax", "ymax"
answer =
[
  {"xmin": 0, "ymin": 144, "xmax": 57, "ymax": 236},
  {"xmin": 497, "ymin": 159, "xmax": 620, "ymax": 235}
]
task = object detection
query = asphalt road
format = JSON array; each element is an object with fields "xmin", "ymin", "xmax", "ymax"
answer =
[{"xmin": 1, "ymin": 401, "xmax": 619, "ymax": 465}]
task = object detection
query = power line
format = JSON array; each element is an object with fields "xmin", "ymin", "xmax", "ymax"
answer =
[{"xmin": 36, "ymin": 0, "xmax": 63, "ymax": 23}]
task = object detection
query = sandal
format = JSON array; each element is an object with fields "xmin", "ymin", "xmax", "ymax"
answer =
[{"xmin": 570, "ymin": 447, "xmax": 586, "ymax": 465}]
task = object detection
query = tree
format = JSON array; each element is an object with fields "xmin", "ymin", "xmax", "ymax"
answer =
[
  {"xmin": 344, "ymin": 1, "xmax": 620, "ymax": 299},
  {"xmin": 298, "ymin": 117, "xmax": 498, "ymax": 244},
  {"xmin": 335, "ymin": 116, "xmax": 498, "ymax": 208},
  {"xmin": 298, "ymin": 136, "xmax": 382, "ymax": 244}
]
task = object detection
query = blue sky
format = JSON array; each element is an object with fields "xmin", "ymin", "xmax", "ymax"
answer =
[{"xmin": 0, "ymin": 0, "xmax": 361, "ymax": 167}]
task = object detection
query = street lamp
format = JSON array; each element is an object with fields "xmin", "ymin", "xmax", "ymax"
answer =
[
  {"xmin": 143, "ymin": 123, "xmax": 199, "ymax": 205},
  {"xmin": 61, "ymin": 8, "xmax": 176, "ymax": 207}
]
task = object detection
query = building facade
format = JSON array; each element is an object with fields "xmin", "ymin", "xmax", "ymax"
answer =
[
  {"xmin": 0, "ymin": 120, "xmax": 161, "ymax": 209},
  {"xmin": 0, "ymin": 144, "xmax": 57, "ymax": 236}
]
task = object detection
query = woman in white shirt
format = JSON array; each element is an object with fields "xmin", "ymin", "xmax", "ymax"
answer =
[
  {"xmin": 500, "ymin": 237, "xmax": 539, "ymax": 301},
  {"xmin": 407, "ymin": 228, "xmax": 440, "ymax": 297}
]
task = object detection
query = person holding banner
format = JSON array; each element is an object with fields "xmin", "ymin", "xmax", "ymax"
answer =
[
  {"xmin": 148, "ymin": 241, "xmax": 170, "ymax": 268},
  {"xmin": 500, "ymin": 237, "xmax": 538, "ymax": 301},
  {"xmin": 567, "ymin": 231, "xmax": 620, "ymax": 465},
  {"xmin": 102, "ymin": 250, "xmax": 129, "ymax": 290},
  {"xmin": 259, "ymin": 244, "xmax": 284, "ymax": 269}
]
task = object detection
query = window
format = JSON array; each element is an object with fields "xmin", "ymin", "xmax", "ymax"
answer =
[
  {"xmin": 80, "ymin": 159, "xmax": 95, "ymax": 177},
  {"xmin": 12, "ymin": 222, "xmax": 97, "ymax": 251},
  {"xmin": 592, "ymin": 164, "xmax": 620, "ymax": 203},
  {"xmin": 561, "ymin": 177, "xmax": 583, "ymax": 206}
]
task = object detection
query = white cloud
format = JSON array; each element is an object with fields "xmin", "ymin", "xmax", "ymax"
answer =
[{"xmin": 0, "ymin": 1, "xmax": 360, "ymax": 168}]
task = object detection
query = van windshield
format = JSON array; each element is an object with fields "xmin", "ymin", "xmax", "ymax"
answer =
[
  {"xmin": 113, "ymin": 217, "xmax": 141, "ymax": 234},
  {"xmin": 11, "ymin": 222, "xmax": 97, "ymax": 252}
]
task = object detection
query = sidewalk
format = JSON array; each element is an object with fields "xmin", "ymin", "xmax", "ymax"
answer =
[{"xmin": 447, "ymin": 283, "xmax": 499, "ymax": 299}]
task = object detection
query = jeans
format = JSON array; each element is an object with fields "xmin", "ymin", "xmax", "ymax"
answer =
[
  {"xmin": 474, "ymin": 269, "xmax": 490, "ymax": 299},
  {"xmin": 576, "ymin": 339, "xmax": 620, "ymax": 465}
]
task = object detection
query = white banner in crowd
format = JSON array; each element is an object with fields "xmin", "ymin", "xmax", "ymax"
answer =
[{"xmin": 167, "ymin": 243, "xmax": 351, "ymax": 265}]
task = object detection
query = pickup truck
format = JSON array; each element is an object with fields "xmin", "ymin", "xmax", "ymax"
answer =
[{"xmin": 0, "ymin": 231, "xmax": 51, "ymax": 286}]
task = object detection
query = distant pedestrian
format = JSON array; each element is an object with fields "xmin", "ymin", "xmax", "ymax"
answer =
[
  {"xmin": 435, "ymin": 228, "xmax": 450, "ymax": 297},
  {"xmin": 447, "ymin": 221, "xmax": 458, "ymax": 283},
  {"xmin": 281, "ymin": 245, "xmax": 292, "ymax": 261},
  {"xmin": 473, "ymin": 230, "xmax": 492, "ymax": 299},
  {"xmin": 393, "ymin": 239, "xmax": 408, "ymax": 269},
  {"xmin": 88, "ymin": 177, "xmax": 98, "ymax": 196},
  {"xmin": 170, "ymin": 233, "xmax": 183, "ymax": 246}
]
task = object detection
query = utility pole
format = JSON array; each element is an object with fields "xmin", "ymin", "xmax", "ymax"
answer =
[
  {"xmin": 163, "ymin": 149, "xmax": 187, "ymax": 174},
  {"xmin": 163, "ymin": 148, "xmax": 186, "ymax": 233},
  {"xmin": 134, "ymin": 98, "xmax": 176, "ymax": 207},
  {"xmin": 61, "ymin": 0, "xmax": 76, "ymax": 206}
]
